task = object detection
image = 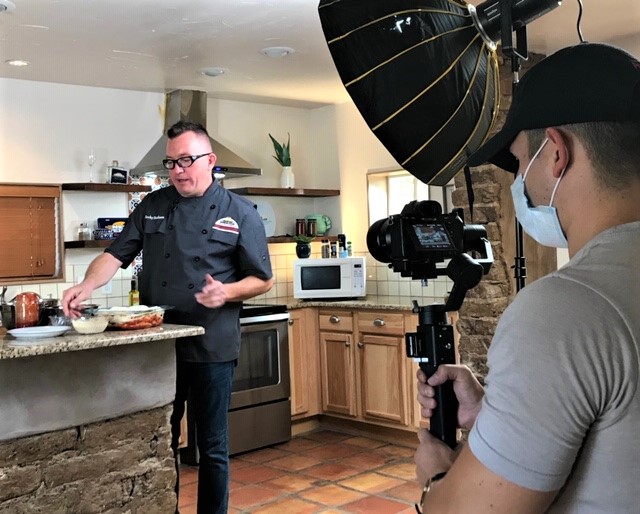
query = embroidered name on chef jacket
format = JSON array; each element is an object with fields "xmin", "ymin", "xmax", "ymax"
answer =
[
  {"xmin": 213, "ymin": 217, "xmax": 239, "ymax": 234},
  {"xmin": 145, "ymin": 215, "xmax": 165, "ymax": 220}
]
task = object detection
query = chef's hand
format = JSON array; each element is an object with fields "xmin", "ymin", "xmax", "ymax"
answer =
[
  {"xmin": 62, "ymin": 283, "xmax": 94, "ymax": 319},
  {"xmin": 417, "ymin": 365, "xmax": 484, "ymax": 431},
  {"xmin": 195, "ymin": 273, "xmax": 228, "ymax": 308},
  {"xmin": 415, "ymin": 428, "xmax": 458, "ymax": 485}
]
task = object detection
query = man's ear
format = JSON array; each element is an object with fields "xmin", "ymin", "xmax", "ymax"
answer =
[{"xmin": 545, "ymin": 127, "xmax": 571, "ymax": 178}]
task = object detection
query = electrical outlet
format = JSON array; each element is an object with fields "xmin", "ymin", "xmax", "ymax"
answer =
[{"xmin": 102, "ymin": 281, "xmax": 113, "ymax": 294}]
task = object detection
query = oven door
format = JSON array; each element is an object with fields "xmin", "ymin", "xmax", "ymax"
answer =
[{"xmin": 230, "ymin": 313, "xmax": 290, "ymax": 411}]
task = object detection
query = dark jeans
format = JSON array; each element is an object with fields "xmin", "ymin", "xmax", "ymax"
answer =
[{"xmin": 171, "ymin": 360, "xmax": 235, "ymax": 514}]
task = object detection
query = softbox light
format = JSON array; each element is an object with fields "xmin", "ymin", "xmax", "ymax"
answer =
[{"xmin": 319, "ymin": 0, "xmax": 499, "ymax": 186}]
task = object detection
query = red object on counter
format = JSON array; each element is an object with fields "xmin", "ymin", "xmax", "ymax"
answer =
[{"xmin": 15, "ymin": 292, "xmax": 40, "ymax": 328}]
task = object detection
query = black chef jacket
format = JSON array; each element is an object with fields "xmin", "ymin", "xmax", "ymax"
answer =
[{"xmin": 106, "ymin": 180, "xmax": 272, "ymax": 362}]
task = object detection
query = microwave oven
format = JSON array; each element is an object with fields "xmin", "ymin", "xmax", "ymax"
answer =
[{"xmin": 293, "ymin": 257, "xmax": 366, "ymax": 300}]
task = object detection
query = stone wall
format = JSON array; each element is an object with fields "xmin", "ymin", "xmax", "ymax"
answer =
[
  {"xmin": 452, "ymin": 52, "xmax": 556, "ymax": 379},
  {"xmin": 0, "ymin": 406, "xmax": 176, "ymax": 514}
]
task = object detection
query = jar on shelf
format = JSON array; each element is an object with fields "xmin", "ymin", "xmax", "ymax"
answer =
[{"xmin": 78, "ymin": 222, "xmax": 91, "ymax": 241}]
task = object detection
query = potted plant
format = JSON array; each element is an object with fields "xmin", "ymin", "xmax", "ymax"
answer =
[
  {"xmin": 293, "ymin": 234, "xmax": 314, "ymax": 258},
  {"xmin": 269, "ymin": 132, "xmax": 294, "ymax": 188}
]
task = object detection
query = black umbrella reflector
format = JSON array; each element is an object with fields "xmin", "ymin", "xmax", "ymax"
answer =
[{"xmin": 319, "ymin": 0, "xmax": 499, "ymax": 186}]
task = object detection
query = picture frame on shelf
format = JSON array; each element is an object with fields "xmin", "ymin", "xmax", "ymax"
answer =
[{"xmin": 109, "ymin": 166, "xmax": 129, "ymax": 184}]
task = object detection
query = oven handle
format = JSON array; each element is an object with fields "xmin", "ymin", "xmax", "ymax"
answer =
[{"xmin": 240, "ymin": 312, "xmax": 290, "ymax": 325}]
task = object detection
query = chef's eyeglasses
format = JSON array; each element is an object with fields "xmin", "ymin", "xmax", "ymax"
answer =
[{"xmin": 162, "ymin": 153, "xmax": 212, "ymax": 170}]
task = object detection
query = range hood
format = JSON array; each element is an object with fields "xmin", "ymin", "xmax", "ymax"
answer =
[{"xmin": 130, "ymin": 89, "xmax": 262, "ymax": 179}]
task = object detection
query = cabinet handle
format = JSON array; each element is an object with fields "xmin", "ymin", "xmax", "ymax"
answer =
[
  {"xmin": 373, "ymin": 318, "xmax": 385, "ymax": 327},
  {"xmin": 330, "ymin": 315, "xmax": 340, "ymax": 324},
  {"xmin": 345, "ymin": 339, "xmax": 351, "ymax": 347},
  {"xmin": 357, "ymin": 341, "xmax": 364, "ymax": 348},
  {"xmin": 288, "ymin": 319, "xmax": 294, "ymax": 326}
]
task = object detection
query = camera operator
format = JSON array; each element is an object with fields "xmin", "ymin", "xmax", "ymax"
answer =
[{"xmin": 414, "ymin": 43, "xmax": 640, "ymax": 513}]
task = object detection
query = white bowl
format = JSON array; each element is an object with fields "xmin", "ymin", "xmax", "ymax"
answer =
[{"xmin": 72, "ymin": 315, "xmax": 109, "ymax": 334}]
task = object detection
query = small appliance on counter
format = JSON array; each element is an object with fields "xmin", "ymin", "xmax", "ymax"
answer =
[{"xmin": 293, "ymin": 256, "xmax": 366, "ymax": 300}]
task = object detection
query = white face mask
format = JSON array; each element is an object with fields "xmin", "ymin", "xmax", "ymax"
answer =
[{"xmin": 510, "ymin": 138, "xmax": 568, "ymax": 248}]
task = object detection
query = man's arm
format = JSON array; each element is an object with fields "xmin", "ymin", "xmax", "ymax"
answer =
[
  {"xmin": 61, "ymin": 252, "xmax": 124, "ymax": 317},
  {"xmin": 195, "ymin": 274, "xmax": 273, "ymax": 308},
  {"xmin": 421, "ymin": 444, "xmax": 558, "ymax": 513}
]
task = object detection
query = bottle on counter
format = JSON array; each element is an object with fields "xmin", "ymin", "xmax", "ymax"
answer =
[
  {"xmin": 347, "ymin": 241, "xmax": 353, "ymax": 256},
  {"xmin": 321, "ymin": 239, "xmax": 330, "ymax": 258},
  {"xmin": 128, "ymin": 278, "xmax": 140, "ymax": 306},
  {"xmin": 330, "ymin": 241, "xmax": 338, "ymax": 258},
  {"xmin": 337, "ymin": 233, "xmax": 346, "ymax": 252}
]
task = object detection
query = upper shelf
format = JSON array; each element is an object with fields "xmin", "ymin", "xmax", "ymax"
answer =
[
  {"xmin": 228, "ymin": 187, "xmax": 339, "ymax": 198},
  {"xmin": 61, "ymin": 183, "xmax": 151, "ymax": 192}
]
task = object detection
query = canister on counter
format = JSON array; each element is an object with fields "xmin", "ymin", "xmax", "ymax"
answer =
[
  {"xmin": 330, "ymin": 241, "xmax": 338, "ymax": 258},
  {"xmin": 321, "ymin": 239, "xmax": 330, "ymax": 258},
  {"xmin": 295, "ymin": 218, "xmax": 307, "ymax": 236}
]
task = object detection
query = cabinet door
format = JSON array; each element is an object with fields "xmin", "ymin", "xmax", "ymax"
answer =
[
  {"xmin": 289, "ymin": 308, "xmax": 321, "ymax": 418},
  {"xmin": 358, "ymin": 333, "xmax": 409, "ymax": 426},
  {"xmin": 319, "ymin": 331, "xmax": 357, "ymax": 417}
]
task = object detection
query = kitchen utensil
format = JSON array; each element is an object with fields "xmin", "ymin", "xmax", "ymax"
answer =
[
  {"xmin": 15, "ymin": 292, "xmax": 40, "ymax": 328},
  {"xmin": 305, "ymin": 214, "xmax": 332, "ymax": 235}
]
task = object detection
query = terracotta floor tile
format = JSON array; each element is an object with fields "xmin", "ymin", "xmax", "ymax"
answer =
[
  {"xmin": 342, "ymin": 436, "xmax": 388, "ymax": 449},
  {"xmin": 303, "ymin": 430, "xmax": 352, "ymax": 444},
  {"xmin": 231, "ymin": 463, "xmax": 286, "ymax": 484},
  {"xmin": 302, "ymin": 462, "xmax": 362, "ymax": 481},
  {"xmin": 229, "ymin": 484, "xmax": 281, "ymax": 509},
  {"xmin": 299, "ymin": 484, "xmax": 366, "ymax": 506},
  {"xmin": 375, "ymin": 444, "xmax": 416, "ymax": 459},
  {"xmin": 302, "ymin": 443, "xmax": 362, "ymax": 461},
  {"xmin": 276, "ymin": 437, "xmax": 323, "ymax": 452},
  {"xmin": 178, "ymin": 481, "xmax": 197, "ymax": 506},
  {"xmin": 178, "ymin": 504, "xmax": 197, "ymax": 514},
  {"xmin": 339, "ymin": 472, "xmax": 404, "ymax": 493},
  {"xmin": 263, "ymin": 473, "xmax": 319, "ymax": 493},
  {"xmin": 377, "ymin": 462, "xmax": 418, "ymax": 481},
  {"xmin": 315, "ymin": 510, "xmax": 345, "ymax": 514},
  {"xmin": 237, "ymin": 447, "xmax": 291, "ymax": 464},
  {"xmin": 269, "ymin": 453, "xmax": 322, "ymax": 471},
  {"xmin": 230, "ymin": 458, "xmax": 253, "ymax": 472},
  {"xmin": 383, "ymin": 481, "xmax": 423, "ymax": 503},
  {"xmin": 178, "ymin": 464, "xmax": 198, "ymax": 485},
  {"xmin": 340, "ymin": 451, "xmax": 389, "ymax": 470},
  {"xmin": 342, "ymin": 495, "xmax": 411, "ymax": 514},
  {"xmin": 251, "ymin": 497, "xmax": 323, "ymax": 514}
]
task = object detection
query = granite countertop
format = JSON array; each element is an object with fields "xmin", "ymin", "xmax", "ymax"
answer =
[
  {"xmin": 283, "ymin": 296, "xmax": 440, "ymax": 312},
  {"xmin": 0, "ymin": 323, "xmax": 204, "ymax": 360}
]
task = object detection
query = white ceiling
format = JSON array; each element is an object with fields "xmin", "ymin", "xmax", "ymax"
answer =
[{"xmin": 0, "ymin": 0, "xmax": 639, "ymax": 109}]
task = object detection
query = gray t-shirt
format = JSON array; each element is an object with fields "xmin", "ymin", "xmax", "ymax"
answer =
[{"xmin": 469, "ymin": 222, "xmax": 640, "ymax": 513}]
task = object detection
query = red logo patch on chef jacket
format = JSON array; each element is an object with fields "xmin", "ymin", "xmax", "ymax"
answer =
[{"xmin": 213, "ymin": 217, "xmax": 239, "ymax": 234}]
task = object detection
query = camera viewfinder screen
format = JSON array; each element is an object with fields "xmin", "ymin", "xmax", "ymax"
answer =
[{"xmin": 412, "ymin": 223, "xmax": 453, "ymax": 249}]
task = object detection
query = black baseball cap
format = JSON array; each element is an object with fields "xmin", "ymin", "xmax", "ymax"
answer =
[{"xmin": 467, "ymin": 43, "xmax": 640, "ymax": 172}]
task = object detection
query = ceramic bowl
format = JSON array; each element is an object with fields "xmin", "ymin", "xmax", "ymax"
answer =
[{"xmin": 71, "ymin": 315, "xmax": 109, "ymax": 334}]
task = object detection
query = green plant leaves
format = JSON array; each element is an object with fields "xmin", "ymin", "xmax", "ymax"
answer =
[{"xmin": 269, "ymin": 132, "xmax": 291, "ymax": 166}]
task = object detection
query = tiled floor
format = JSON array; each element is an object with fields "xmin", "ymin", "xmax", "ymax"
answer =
[{"xmin": 178, "ymin": 429, "xmax": 421, "ymax": 513}]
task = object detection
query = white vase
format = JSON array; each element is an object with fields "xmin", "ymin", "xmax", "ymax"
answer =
[{"xmin": 280, "ymin": 166, "xmax": 295, "ymax": 188}]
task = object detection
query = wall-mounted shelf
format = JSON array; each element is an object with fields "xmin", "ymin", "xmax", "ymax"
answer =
[
  {"xmin": 267, "ymin": 235, "xmax": 338, "ymax": 244},
  {"xmin": 62, "ymin": 183, "xmax": 151, "ymax": 193},
  {"xmin": 64, "ymin": 240, "xmax": 114, "ymax": 249},
  {"xmin": 228, "ymin": 187, "xmax": 339, "ymax": 198}
]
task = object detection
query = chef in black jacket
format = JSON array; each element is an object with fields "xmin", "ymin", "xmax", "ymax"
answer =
[{"xmin": 62, "ymin": 120, "xmax": 273, "ymax": 514}]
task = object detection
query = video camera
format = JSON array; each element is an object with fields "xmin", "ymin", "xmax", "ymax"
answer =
[
  {"xmin": 367, "ymin": 199, "xmax": 492, "ymax": 290},
  {"xmin": 367, "ymin": 199, "xmax": 493, "ymax": 448}
]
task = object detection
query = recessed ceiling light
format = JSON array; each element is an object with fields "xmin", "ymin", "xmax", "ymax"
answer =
[
  {"xmin": 200, "ymin": 67, "xmax": 228, "ymax": 77},
  {"xmin": 5, "ymin": 59, "xmax": 29, "ymax": 67},
  {"xmin": 0, "ymin": 0, "xmax": 15, "ymax": 13},
  {"xmin": 260, "ymin": 46, "xmax": 295, "ymax": 58}
]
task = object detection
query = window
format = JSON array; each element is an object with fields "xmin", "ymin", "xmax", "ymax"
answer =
[
  {"xmin": 0, "ymin": 184, "xmax": 63, "ymax": 283},
  {"xmin": 367, "ymin": 169, "xmax": 454, "ymax": 225}
]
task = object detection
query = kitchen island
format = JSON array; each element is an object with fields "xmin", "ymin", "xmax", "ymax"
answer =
[{"xmin": 0, "ymin": 323, "xmax": 204, "ymax": 513}]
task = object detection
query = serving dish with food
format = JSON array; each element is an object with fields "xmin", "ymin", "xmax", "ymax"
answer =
[{"xmin": 99, "ymin": 305, "xmax": 166, "ymax": 330}]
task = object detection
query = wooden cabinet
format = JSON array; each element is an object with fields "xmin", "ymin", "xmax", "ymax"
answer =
[
  {"xmin": 288, "ymin": 308, "xmax": 322, "ymax": 419},
  {"xmin": 318, "ymin": 308, "xmax": 415, "ymax": 429}
]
